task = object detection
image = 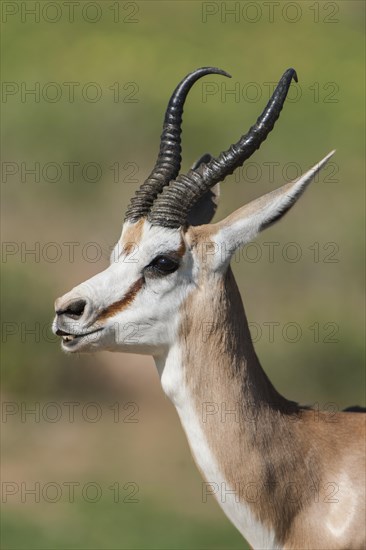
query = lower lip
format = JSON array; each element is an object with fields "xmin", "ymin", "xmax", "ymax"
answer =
[{"xmin": 61, "ymin": 329, "xmax": 103, "ymax": 350}]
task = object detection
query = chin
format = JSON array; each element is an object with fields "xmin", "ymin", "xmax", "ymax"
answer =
[{"xmin": 60, "ymin": 329, "xmax": 111, "ymax": 354}]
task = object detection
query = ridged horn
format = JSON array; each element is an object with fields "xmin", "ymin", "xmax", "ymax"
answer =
[
  {"xmin": 148, "ymin": 68, "xmax": 298, "ymax": 228},
  {"xmin": 124, "ymin": 67, "xmax": 231, "ymax": 223}
]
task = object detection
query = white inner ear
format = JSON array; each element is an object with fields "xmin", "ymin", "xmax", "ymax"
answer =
[{"xmin": 211, "ymin": 151, "xmax": 335, "ymax": 268}]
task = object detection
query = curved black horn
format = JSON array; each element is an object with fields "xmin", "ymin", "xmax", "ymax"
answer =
[
  {"xmin": 148, "ymin": 68, "xmax": 298, "ymax": 228},
  {"xmin": 124, "ymin": 67, "xmax": 231, "ymax": 223}
]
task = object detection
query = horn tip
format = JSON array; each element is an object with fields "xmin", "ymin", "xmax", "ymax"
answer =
[
  {"xmin": 286, "ymin": 67, "xmax": 298, "ymax": 83},
  {"xmin": 202, "ymin": 66, "xmax": 231, "ymax": 79},
  {"xmin": 220, "ymin": 69, "xmax": 232, "ymax": 79}
]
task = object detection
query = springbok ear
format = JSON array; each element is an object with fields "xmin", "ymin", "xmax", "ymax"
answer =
[
  {"xmin": 187, "ymin": 154, "xmax": 220, "ymax": 226},
  {"xmin": 211, "ymin": 151, "xmax": 335, "ymax": 268}
]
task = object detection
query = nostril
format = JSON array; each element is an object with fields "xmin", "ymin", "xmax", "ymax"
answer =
[{"xmin": 56, "ymin": 299, "xmax": 86, "ymax": 320}]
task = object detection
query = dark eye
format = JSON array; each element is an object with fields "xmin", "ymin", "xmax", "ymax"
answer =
[{"xmin": 146, "ymin": 255, "xmax": 179, "ymax": 276}]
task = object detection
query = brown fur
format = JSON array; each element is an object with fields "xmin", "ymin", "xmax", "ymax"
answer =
[
  {"xmin": 179, "ymin": 238, "xmax": 365, "ymax": 548},
  {"xmin": 97, "ymin": 278, "xmax": 143, "ymax": 321},
  {"xmin": 121, "ymin": 218, "xmax": 144, "ymax": 255},
  {"xmin": 176, "ymin": 238, "xmax": 186, "ymax": 258}
]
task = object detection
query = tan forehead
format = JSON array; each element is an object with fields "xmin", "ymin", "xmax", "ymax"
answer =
[
  {"xmin": 120, "ymin": 218, "xmax": 145, "ymax": 254},
  {"xmin": 121, "ymin": 219, "xmax": 187, "ymax": 258}
]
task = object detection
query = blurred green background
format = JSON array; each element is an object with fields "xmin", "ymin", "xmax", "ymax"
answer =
[{"xmin": 1, "ymin": 1, "xmax": 365, "ymax": 548}]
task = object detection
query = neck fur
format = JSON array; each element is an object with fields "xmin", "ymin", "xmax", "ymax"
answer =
[
  {"xmin": 181, "ymin": 266, "xmax": 297, "ymax": 413},
  {"xmin": 154, "ymin": 266, "xmax": 366, "ymax": 550},
  {"xmin": 156, "ymin": 267, "xmax": 318, "ymax": 548}
]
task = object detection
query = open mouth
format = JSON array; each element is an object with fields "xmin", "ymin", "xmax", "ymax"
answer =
[{"xmin": 56, "ymin": 328, "xmax": 104, "ymax": 348}]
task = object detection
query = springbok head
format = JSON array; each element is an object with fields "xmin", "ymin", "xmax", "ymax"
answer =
[{"xmin": 53, "ymin": 67, "xmax": 333, "ymax": 355}]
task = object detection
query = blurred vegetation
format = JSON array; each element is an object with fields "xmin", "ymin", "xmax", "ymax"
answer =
[{"xmin": 1, "ymin": 1, "xmax": 365, "ymax": 548}]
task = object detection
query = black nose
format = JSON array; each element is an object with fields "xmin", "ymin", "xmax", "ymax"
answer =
[{"xmin": 56, "ymin": 299, "xmax": 86, "ymax": 320}]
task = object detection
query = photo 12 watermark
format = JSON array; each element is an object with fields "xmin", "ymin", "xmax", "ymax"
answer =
[
  {"xmin": 1, "ymin": 480, "xmax": 140, "ymax": 504},
  {"xmin": 201, "ymin": 2, "xmax": 340, "ymax": 24},
  {"xmin": 1, "ymin": 400, "xmax": 139, "ymax": 424},
  {"xmin": 2, "ymin": 320, "xmax": 145, "ymax": 345},
  {"xmin": 200, "ymin": 319, "xmax": 340, "ymax": 344},
  {"xmin": 202, "ymin": 479, "xmax": 339, "ymax": 504},
  {"xmin": 1, "ymin": 1, "xmax": 140, "ymax": 24},
  {"xmin": 201, "ymin": 79, "xmax": 339, "ymax": 104},
  {"xmin": 1, "ymin": 81, "xmax": 139, "ymax": 104},
  {"xmin": 201, "ymin": 400, "xmax": 342, "ymax": 425},
  {"xmin": 1, "ymin": 161, "xmax": 140, "ymax": 185}
]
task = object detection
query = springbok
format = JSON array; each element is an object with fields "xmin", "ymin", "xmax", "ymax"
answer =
[{"xmin": 53, "ymin": 67, "xmax": 365, "ymax": 549}]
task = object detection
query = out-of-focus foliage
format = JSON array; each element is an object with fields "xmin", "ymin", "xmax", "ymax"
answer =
[
  {"xmin": 2, "ymin": 0, "xmax": 365, "ymax": 400},
  {"xmin": 1, "ymin": 1, "xmax": 364, "ymax": 548}
]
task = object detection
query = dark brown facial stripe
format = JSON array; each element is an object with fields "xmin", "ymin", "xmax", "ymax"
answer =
[
  {"xmin": 97, "ymin": 278, "xmax": 143, "ymax": 321},
  {"xmin": 176, "ymin": 238, "xmax": 186, "ymax": 258}
]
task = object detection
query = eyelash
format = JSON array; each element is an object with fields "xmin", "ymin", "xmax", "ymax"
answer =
[{"xmin": 145, "ymin": 255, "xmax": 179, "ymax": 276}]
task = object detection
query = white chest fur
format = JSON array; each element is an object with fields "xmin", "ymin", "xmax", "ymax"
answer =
[{"xmin": 157, "ymin": 347, "xmax": 278, "ymax": 550}]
